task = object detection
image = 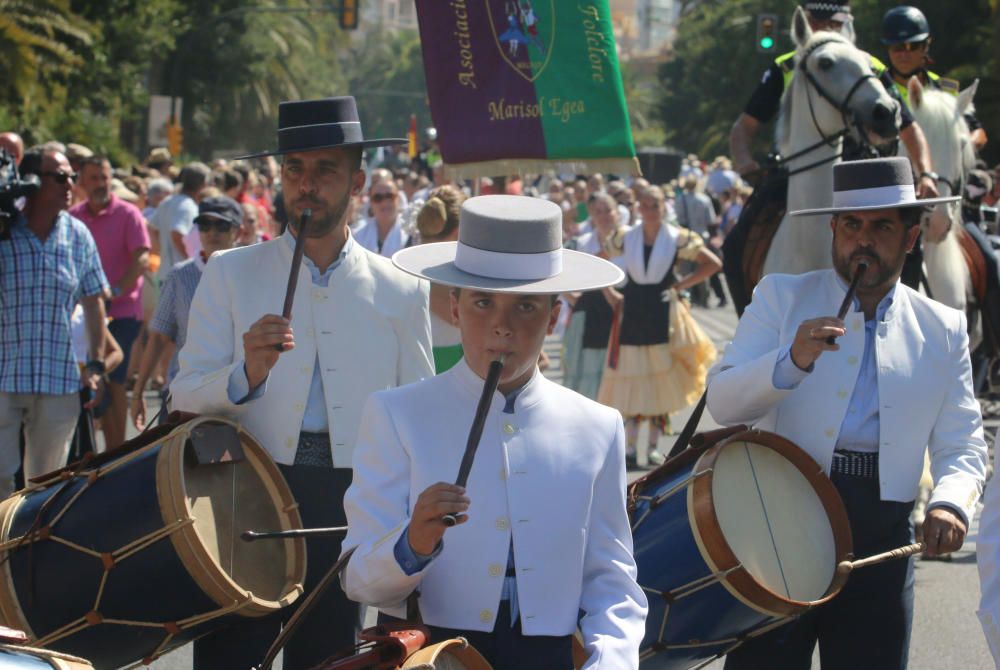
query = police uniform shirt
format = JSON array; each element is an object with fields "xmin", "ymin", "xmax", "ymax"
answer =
[{"xmin": 743, "ymin": 52, "xmax": 914, "ymax": 130}]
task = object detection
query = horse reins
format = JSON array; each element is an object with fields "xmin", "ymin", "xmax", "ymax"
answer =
[{"xmin": 777, "ymin": 38, "xmax": 882, "ymax": 179}]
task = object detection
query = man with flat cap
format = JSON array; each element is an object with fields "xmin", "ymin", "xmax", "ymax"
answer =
[
  {"xmin": 171, "ymin": 96, "xmax": 433, "ymax": 669},
  {"xmin": 707, "ymin": 157, "xmax": 986, "ymax": 669}
]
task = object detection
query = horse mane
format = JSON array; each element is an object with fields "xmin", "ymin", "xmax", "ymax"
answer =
[
  {"xmin": 776, "ymin": 31, "xmax": 853, "ymax": 153},
  {"xmin": 908, "ymin": 86, "xmax": 973, "ymax": 181}
]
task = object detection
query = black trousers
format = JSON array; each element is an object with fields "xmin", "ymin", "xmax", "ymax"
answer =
[
  {"xmin": 380, "ymin": 601, "xmax": 574, "ymax": 670},
  {"xmin": 193, "ymin": 466, "xmax": 359, "ymax": 670},
  {"xmin": 724, "ymin": 471, "xmax": 915, "ymax": 670}
]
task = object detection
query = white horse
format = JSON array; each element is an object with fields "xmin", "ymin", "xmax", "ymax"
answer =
[
  {"xmin": 899, "ymin": 76, "xmax": 978, "ymax": 316},
  {"xmin": 763, "ymin": 8, "xmax": 901, "ymax": 277}
]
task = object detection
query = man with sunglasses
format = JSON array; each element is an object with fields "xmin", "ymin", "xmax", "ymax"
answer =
[
  {"xmin": 881, "ymin": 5, "xmax": 987, "ymax": 151},
  {"xmin": 0, "ymin": 148, "xmax": 109, "ymax": 496},
  {"xmin": 130, "ymin": 197, "xmax": 241, "ymax": 429}
]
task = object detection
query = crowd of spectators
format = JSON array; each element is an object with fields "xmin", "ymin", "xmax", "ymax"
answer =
[{"xmin": 0, "ymin": 129, "xmax": 752, "ymax": 484}]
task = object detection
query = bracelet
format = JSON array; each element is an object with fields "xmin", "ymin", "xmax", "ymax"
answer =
[{"xmin": 920, "ymin": 171, "xmax": 940, "ymax": 183}]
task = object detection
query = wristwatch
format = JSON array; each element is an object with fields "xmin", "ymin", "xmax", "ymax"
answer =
[
  {"xmin": 110, "ymin": 286, "xmax": 122, "ymax": 298},
  {"xmin": 84, "ymin": 360, "xmax": 106, "ymax": 375},
  {"xmin": 920, "ymin": 171, "xmax": 940, "ymax": 183}
]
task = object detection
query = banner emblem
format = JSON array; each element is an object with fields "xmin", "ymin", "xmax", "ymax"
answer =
[{"xmin": 486, "ymin": 0, "xmax": 555, "ymax": 82}]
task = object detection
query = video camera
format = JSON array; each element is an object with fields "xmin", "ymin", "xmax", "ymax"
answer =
[{"xmin": 0, "ymin": 148, "xmax": 40, "ymax": 240}]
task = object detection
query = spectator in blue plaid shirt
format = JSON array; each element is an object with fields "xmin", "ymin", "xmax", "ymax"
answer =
[
  {"xmin": 130, "ymin": 196, "xmax": 241, "ymax": 429},
  {"xmin": 0, "ymin": 148, "xmax": 109, "ymax": 496}
]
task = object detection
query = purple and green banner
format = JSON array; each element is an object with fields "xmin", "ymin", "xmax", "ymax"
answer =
[{"xmin": 414, "ymin": 0, "xmax": 638, "ymax": 179}]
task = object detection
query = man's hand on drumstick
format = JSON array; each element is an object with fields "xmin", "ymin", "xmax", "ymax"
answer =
[
  {"xmin": 407, "ymin": 483, "xmax": 470, "ymax": 556},
  {"xmin": 922, "ymin": 506, "xmax": 967, "ymax": 557},
  {"xmin": 790, "ymin": 317, "xmax": 846, "ymax": 370},
  {"xmin": 243, "ymin": 314, "xmax": 295, "ymax": 388}
]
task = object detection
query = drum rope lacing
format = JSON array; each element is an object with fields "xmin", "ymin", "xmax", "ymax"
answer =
[{"xmin": 0, "ymin": 428, "xmax": 266, "ymax": 666}]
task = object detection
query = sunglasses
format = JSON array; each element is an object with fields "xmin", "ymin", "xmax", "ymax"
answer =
[
  {"xmin": 40, "ymin": 171, "xmax": 77, "ymax": 184},
  {"xmin": 889, "ymin": 41, "xmax": 928, "ymax": 53},
  {"xmin": 370, "ymin": 192, "xmax": 396, "ymax": 203},
  {"xmin": 197, "ymin": 220, "xmax": 237, "ymax": 233}
]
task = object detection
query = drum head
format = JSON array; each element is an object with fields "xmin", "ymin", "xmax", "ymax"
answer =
[
  {"xmin": 158, "ymin": 417, "xmax": 307, "ymax": 614},
  {"xmin": 689, "ymin": 431, "xmax": 852, "ymax": 617}
]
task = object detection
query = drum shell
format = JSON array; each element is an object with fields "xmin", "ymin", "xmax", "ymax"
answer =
[
  {"xmin": 0, "ymin": 417, "xmax": 306, "ymax": 670},
  {"xmin": 631, "ymin": 431, "xmax": 851, "ymax": 670}
]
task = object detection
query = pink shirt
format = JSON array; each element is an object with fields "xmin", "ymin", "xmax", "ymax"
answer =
[{"xmin": 70, "ymin": 195, "xmax": 151, "ymax": 320}]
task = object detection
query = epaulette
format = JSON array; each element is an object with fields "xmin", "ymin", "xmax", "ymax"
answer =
[{"xmin": 936, "ymin": 77, "xmax": 960, "ymax": 95}]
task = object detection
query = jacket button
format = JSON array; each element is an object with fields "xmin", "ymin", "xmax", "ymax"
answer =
[
  {"xmin": 306, "ymin": 328, "xmax": 315, "ymax": 337},
  {"xmin": 495, "ymin": 518, "xmax": 508, "ymax": 531},
  {"xmin": 503, "ymin": 423, "xmax": 515, "ymax": 434},
  {"xmin": 847, "ymin": 356, "xmax": 858, "ymax": 365},
  {"xmin": 499, "ymin": 468, "xmax": 507, "ymax": 481},
  {"xmin": 286, "ymin": 438, "xmax": 295, "ymax": 449},
  {"xmin": 301, "ymin": 366, "xmax": 311, "ymax": 374},
  {"xmin": 294, "ymin": 402, "xmax": 305, "ymax": 411},
  {"xmin": 488, "ymin": 564, "xmax": 503, "ymax": 577},
  {"xmin": 480, "ymin": 609, "xmax": 493, "ymax": 623},
  {"xmin": 824, "ymin": 428, "xmax": 835, "ymax": 438},
  {"xmin": 852, "ymin": 320, "xmax": 862, "ymax": 331},
  {"xmin": 836, "ymin": 390, "xmax": 848, "ymax": 399}
]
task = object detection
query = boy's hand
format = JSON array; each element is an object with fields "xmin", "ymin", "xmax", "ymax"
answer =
[{"xmin": 408, "ymin": 483, "xmax": 470, "ymax": 556}]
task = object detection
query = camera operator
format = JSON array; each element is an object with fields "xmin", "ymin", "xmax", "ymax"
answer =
[
  {"xmin": 0, "ymin": 133, "xmax": 23, "ymax": 166},
  {"xmin": 0, "ymin": 148, "xmax": 109, "ymax": 497}
]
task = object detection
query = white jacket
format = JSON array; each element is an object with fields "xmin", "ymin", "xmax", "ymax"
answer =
[
  {"xmin": 342, "ymin": 359, "xmax": 647, "ymax": 669},
  {"xmin": 978, "ymin": 438, "xmax": 1000, "ymax": 664},
  {"xmin": 707, "ymin": 269, "xmax": 986, "ymax": 525},
  {"xmin": 171, "ymin": 234, "xmax": 433, "ymax": 466}
]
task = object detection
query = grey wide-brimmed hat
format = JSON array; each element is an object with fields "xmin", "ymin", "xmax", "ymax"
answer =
[
  {"xmin": 392, "ymin": 195, "xmax": 624, "ymax": 294},
  {"xmin": 791, "ymin": 157, "xmax": 960, "ymax": 216},
  {"xmin": 235, "ymin": 96, "xmax": 406, "ymax": 160}
]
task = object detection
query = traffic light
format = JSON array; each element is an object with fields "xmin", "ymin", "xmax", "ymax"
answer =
[
  {"xmin": 166, "ymin": 121, "xmax": 183, "ymax": 157},
  {"xmin": 340, "ymin": 0, "xmax": 359, "ymax": 30},
  {"xmin": 756, "ymin": 14, "xmax": 778, "ymax": 53}
]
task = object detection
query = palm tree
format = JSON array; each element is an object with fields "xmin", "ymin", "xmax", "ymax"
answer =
[{"xmin": 0, "ymin": 0, "xmax": 92, "ymax": 104}]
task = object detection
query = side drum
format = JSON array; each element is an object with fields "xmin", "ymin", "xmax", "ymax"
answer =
[
  {"xmin": 0, "ymin": 416, "xmax": 306, "ymax": 669},
  {"xmin": 630, "ymin": 430, "xmax": 852, "ymax": 669}
]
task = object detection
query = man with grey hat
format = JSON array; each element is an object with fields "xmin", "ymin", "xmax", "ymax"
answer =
[
  {"xmin": 342, "ymin": 195, "xmax": 647, "ymax": 669},
  {"xmin": 171, "ymin": 96, "xmax": 433, "ymax": 669},
  {"xmin": 707, "ymin": 157, "xmax": 986, "ymax": 669}
]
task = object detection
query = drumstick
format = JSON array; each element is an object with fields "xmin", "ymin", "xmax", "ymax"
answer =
[
  {"xmin": 442, "ymin": 354, "xmax": 507, "ymax": 527},
  {"xmin": 274, "ymin": 208, "xmax": 312, "ymax": 351},
  {"xmin": 826, "ymin": 261, "xmax": 869, "ymax": 345},
  {"xmin": 241, "ymin": 527, "xmax": 348, "ymax": 542},
  {"xmin": 836, "ymin": 542, "xmax": 925, "ymax": 575}
]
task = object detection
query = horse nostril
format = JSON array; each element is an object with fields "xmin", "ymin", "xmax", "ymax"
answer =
[{"xmin": 872, "ymin": 102, "xmax": 892, "ymax": 120}]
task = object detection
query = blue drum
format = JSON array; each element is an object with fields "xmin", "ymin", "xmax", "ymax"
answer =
[
  {"xmin": 0, "ymin": 417, "xmax": 306, "ymax": 670},
  {"xmin": 630, "ymin": 430, "xmax": 852, "ymax": 669}
]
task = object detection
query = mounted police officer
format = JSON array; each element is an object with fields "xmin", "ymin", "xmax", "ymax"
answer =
[
  {"xmin": 880, "ymin": 5, "xmax": 987, "ymax": 151},
  {"xmin": 729, "ymin": 1, "xmax": 939, "ymax": 198}
]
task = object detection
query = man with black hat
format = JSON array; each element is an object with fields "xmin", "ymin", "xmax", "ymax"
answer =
[
  {"xmin": 707, "ymin": 157, "xmax": 987, "ymax": 669},
  {"xmin": 171, "ymin": 96, "xmax": 434, "ymax": 669},
  {"xmin": 880, "ymin": 5, "xmax": 987, "ymax": 150},
  {"xmin": 729, "ymin": 1, "xmax": 937, "ymax": 195}
]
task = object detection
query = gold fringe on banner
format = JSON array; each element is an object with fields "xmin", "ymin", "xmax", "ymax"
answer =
[{"xmin": 443, "ymin": 156, "xmax": 642, "ymax": 183}]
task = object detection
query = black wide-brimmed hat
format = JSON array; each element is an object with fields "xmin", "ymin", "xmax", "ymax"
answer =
[
  {"xmin": 235, "ymin": 96, "xmax": 406, "ymax": 160},
  {"xmin": 790, "ymin": 157, "xmax": 959, "ymax": 216}
]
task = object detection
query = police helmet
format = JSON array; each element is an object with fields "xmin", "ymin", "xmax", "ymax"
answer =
[
  {"xmin": 881, "ymin": 6, "xmax": 930, "ymax": 45},
  {"xmin": 801, "ymin": 1, "xmax": 851, "ymax": 23}
]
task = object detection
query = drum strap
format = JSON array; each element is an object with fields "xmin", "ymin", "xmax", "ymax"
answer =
[{"xmin": 666, "ymin": 392, "xmax": 707, "ymax": 459}]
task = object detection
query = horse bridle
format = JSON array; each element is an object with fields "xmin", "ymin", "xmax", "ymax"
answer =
[{"xmin": 780, "ymin": 38, "xmax": 882, "ymax": 177}]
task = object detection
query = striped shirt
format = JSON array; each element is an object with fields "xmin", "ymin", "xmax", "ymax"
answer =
[
  {"xmin": 0, "ymin": 212, "xmax": 109, "ymax": 394},
  {"xmin": 150, "ymin": 255, "xmax": 204, "ymax": 385}
]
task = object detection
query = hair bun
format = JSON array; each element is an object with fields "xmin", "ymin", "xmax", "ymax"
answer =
[{"xmin": 417, "ymin": 197, "xmax": 448, "ymax": 238}]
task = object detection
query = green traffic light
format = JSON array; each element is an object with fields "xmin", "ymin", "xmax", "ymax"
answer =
[{"xmin": 760, "ymin": 36, "xmax": 774, "ymax": 49}]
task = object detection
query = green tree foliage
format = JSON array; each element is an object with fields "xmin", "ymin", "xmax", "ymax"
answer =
[{"xmin": 658, "ymin": 0, "xmax": 1000, "ymax": 164}]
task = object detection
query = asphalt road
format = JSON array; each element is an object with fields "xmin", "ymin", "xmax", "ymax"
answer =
[{"xmin": 136, "ymin": 302, "xmax": 993, "ymax": 669}]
